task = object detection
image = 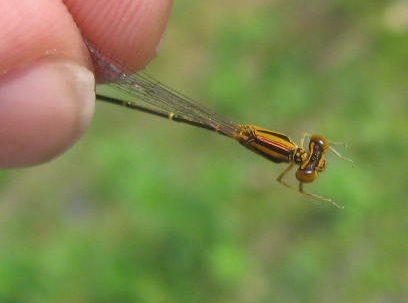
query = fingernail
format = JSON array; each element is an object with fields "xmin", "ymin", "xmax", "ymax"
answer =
[{"xmin": 0, "ymin": 57, "xmax": 95, "ymax": 168}]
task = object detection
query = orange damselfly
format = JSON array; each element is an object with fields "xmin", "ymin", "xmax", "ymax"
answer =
[{"xmin": 88, "ymin": 42, "xmax": 351, "ymax": 208}]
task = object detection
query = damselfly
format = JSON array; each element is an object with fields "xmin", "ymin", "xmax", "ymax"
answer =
[{"xmin": 88, "ymin": 42, "xmax": 351, "ymax": 208}]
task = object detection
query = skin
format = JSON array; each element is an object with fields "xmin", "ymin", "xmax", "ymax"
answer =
[{"xmin": 0, "ymin": 0, "xmax": 173, "ymax": 168}]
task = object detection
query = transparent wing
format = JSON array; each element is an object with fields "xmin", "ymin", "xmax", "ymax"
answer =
[{"xmin": 89, "ymin": 41, "xmax": 241, "ymax": 138}]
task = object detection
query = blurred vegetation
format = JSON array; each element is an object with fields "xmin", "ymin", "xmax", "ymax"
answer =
[{"xmin": 1, "ymin": 0, "xmax": 408, "ymax": 302}]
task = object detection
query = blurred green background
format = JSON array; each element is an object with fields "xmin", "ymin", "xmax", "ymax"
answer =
[{"xmin": 1, "ymin": 0, "xmax": 408, "ymax": 302}]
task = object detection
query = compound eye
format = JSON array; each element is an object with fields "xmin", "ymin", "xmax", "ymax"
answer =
[
  {"xmin": 310, "ymin": 135, "xmax": 329, "ymax": 151},
  {"xmin": 296, "ymin": 169, "xmax": 318, "ymax": 183}
]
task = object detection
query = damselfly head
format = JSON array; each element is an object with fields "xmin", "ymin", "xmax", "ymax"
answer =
[{"xmin": 295, "ymin": 135, "xmax": 329, "ymax": 183}]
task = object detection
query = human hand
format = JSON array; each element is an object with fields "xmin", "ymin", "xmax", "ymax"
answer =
[{"xmin": 0, "ymin": 0, "xmax": 173, "ymax": 168}]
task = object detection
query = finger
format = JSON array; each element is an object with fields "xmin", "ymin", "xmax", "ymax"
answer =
[
  {"xmin": 64, "ymin": 0, "xmax": 174, "ymax": 76},
  {"xmin": 0, "ymin": 0, "xmax": 95, "ymax": 168},
  {"xmin": 0, "ymin": 0, "xmax": 92, "ymax": 73}
]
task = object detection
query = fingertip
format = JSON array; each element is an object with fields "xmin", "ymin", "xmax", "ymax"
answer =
[
  {"xmin": 0, "ymin": 56, "xmax": 95, "ymax": 168},
  {"xmin": 0, "ymin": 0, "xmax": 92, "ymax": 74},
  {"xmin": 65, "ymin": 0, "xmax": 174, "ymax": 74}
]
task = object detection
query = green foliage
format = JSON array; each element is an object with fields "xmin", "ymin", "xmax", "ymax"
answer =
[{"xmin": 2, "ymin": 0, "xmax": 408, "ymax": 302}]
